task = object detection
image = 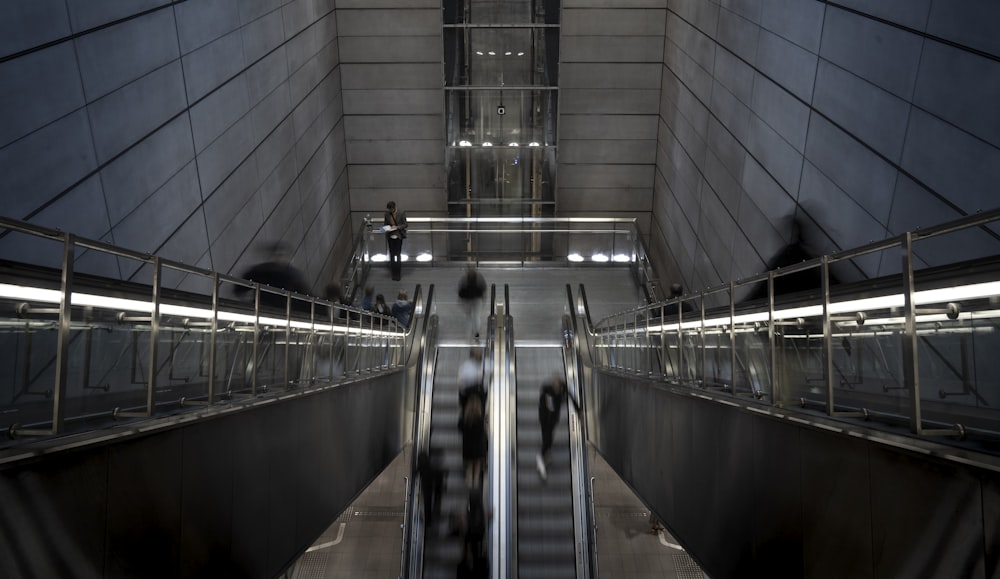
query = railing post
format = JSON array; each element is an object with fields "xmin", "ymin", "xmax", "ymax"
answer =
[
  {"xmin": 145, "ymin": 257, "xmax": 161, "ymax": 415},
  {"xmin": 51, "ymin": 233, "xmax": 75, "ymax": 434},
  {"xmin": 822, "ymin": 256, "xmax": 834, "ymax": 415},
  {"xmin": 208, "ymin": 272, "xmax": 219, "ymax": 404},
  {"xmin": 729, "ymin": 282, "xmax": 736, "ymax": 392},
  {"xmin": 676, "ymin": 300, "xmax": 684, "ymax": 382},
  {"xmin": 768, "ymin": 272, "xmax": 777, "ymax": 403},
  {"xmin": 252, "ymin": 287, "xmax": 260, "ymax": 396},
  {"xmin": 700, "ymin": 291, "xmax": 707, "ymax": 387},
  {"xmin": 284, "ymin": 291, "xmax": 291, "ymax": 387},
  {"xmin": 901, "ymin": 232, "xmax": 922, "ymax": 433}
]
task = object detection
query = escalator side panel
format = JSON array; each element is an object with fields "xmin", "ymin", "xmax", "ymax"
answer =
[{"xmin": 0, "ymin": 373, "xmax": 410, "ymax": 579}]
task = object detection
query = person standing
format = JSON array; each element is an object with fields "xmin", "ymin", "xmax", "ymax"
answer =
[
  {"xmin": 457, "ymin": 264, "xmax": 487, "ymax": 341},
  {"xmin": 383, "ymin": 201, "xmax": 407, "ymax": 281},
  {"xmin": 536, "ymin": 372, "xmax": 566, "ymax": 481}
]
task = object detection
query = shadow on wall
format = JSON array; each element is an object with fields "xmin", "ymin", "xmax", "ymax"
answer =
[{"xmin": 741, "ymin": 217, "xmax": 839, "ymax": 303}]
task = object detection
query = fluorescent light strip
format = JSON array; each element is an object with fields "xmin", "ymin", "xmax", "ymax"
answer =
[
  {"xmin": 0, "ymin": 283, "xmax": 402, "ymax": 336},
  {"xmin": 636, "ymin": 281, "xmax": 1000, "ymax": 333}
]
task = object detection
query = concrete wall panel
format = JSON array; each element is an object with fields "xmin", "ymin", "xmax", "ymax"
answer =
[
  {"xmin": 347, "ymin": 140, "xmax": 443, "ymax": 165},
  {"xmin": 913, "ymin": 41, "xmax": 1000, "ymax": 149},
  {"xmin": 66, "ymin": 0, "xmax": 172, "ymax": 32},
  {"xmin": 337, "ymin": 9, "xmax": 439, "ymax": 36},
  {"xmin": 175, "ymin": 0, "xmax": 241, "ymax": 55},
  {"xmin": 819, "ymin": 7, "xmax": 922, "ymax": 100},
  {"xmin": 562, "ymin": 36, "xmax": 664, "ymax": 63},
  {"xmin": 343, "ymin": 89, "xmax": 442, "ymax": 115},
  {"xmin": 339, "ymin": 36, "xmax": 440, "ymax": 63},
  {"xmin": 75, "ymin": 9, "xmax": 181, "ymax": 101},
  {"xmin": 348, "ymin": 165, "xmax": 445, "ymax": 189},
  {"xmin": 561, "ymin": 115, "xmax": 659, "ymax": 140},
  {"xmin": 927, "ymin": 0, "xmax": 1000, "ymax": 59},
  {"xmin": 901, "ymin": 109, "xmax": 1000, "ymax": 216},
  {"xmin": 0, "ymin": 0, "xmax": 348, "ymax": 292},
  {"xmin": 0, "ymin": 43, "xmax": 85, "ymax": 147},
  {"xmin": 242, "ymin": 9, "xmax": 286, "ymax": 63},
  {"xmin": 716, "ymin": 8, "xmax": 759, "ymax": 65},
  {"xmin": 561, "ymin": 89, "xmax": 661, "ymax": 115},
  {"xmin": 181, "ymin": 29, "xmax": 246, "ymax": 103},
  {"xmin": 558, "ymin": 164, "xmax": 655, "ymax": 189},
  {"xmin": 1, "ymin": 110, "xmax": 97, "ymax": 218},
  {"xmin": 755, "ymin": 29, "xmax": 816, "ymax": 102},
  {"xmin": 340, "ymin": 64, "xmax": 443, "ymax": 89},
  {"xmin": 559, "ymin": 140, "xmax": 657, "ymax": 165},
  {"xmin": 760, "ymin": 0, "xmax": 824, "ymax": 53},
  {"xmin": 812, "ymin": 61, "xmax": 910, "ymax": 163},
  {"xmin": 561, "ymin": 63, "xmax": 662, "ymax": 89},
  {"xmin": 0, "ymin": 0, "xmax": 71, "ymax": 59},
  {"xmin": 563, "ymin": 9, "xmax": 667, "ymax": 36},
  {"xmin": 344, "ymin": 115, "xmax": 443, "ymax": 141},
  {"xmin": 557, "ymin": 188, "xmax": 652, "ymax": 212}
]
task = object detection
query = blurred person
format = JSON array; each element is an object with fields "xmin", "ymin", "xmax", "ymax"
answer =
[
  {"xmin": 457, "ymin": 264, "xmax": 486, "ymax": 341},
  {"xmin": 535, "ymin": 372, "xmax": 566, "ymax": 481},
  {"xmin": 456, "ymin": 489, "xmax": 490, "ymax": 578},
  {"xmin": 360, "ymin": 286, "xmax": 375, "ymax": 311},
  {"xmin": 457, "ymin": 387, "xmax": 487, "ymax": 488},
  {"xmin": 383, "ymin": 201, "xmax": 407, "ymax": 281},
  {"xmin": 458, "ymin": 347, "xmax": 486, "ymax": 410},
  {"xmin": 373, "ymin": 293, "xmax": 391, "ymax": 316},
  {"xmin": 324, "ymin": 282, "xmax": 351, "ymax": 320},
  {"xmin": 392, "ymin": 290, "xmax": 413, "ymax": 327},
  {"xmin": 417, "ymin": 445, "xmax": 447, "ymax": 530},
  {"xmin": 235, "ymin": 242, "xmax": 308, "ymax": 310},
  {"xmin": 664, "ymin": 283, "xmax": 694, "ymax": 316}
]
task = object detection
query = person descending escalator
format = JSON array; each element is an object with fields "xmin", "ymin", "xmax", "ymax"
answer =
[
  {"xmin": 456, "ymin": 489, "xmax": 490, "ymax": 579},
  {"xmin": 535, "ymin": 372, "xmax": 566, "ymax": 481},
  {"xmin": 457, "ymin": 386, "xmax": 487, "ymax": 489}
]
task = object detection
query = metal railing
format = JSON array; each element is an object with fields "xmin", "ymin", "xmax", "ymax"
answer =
[
  {"xmin": 0, "ymin": 216, "xmax": 411, "ymax": 446},
  {"xmin": 585, "ymin": 208, "xmax": 1000, "ymax": 443},
  {"xmin": 348, "ymin": 216, "xmax": 662, "ymax": 301}
]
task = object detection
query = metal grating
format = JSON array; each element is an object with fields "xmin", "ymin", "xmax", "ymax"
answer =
[
  {"xmin": 607, "ymin": 508, "xmax": 650, "ymax": 520},
  {"xmin": 295, "ymin": 550, "xmax": 330, "ymax": 579},
  {"xmin": 672, "ymin": 552, "xmax": 708, "ymax": 579},
  {"xmin": 352, "ymin": 507, "xmax": 404, "ymax": 521}
]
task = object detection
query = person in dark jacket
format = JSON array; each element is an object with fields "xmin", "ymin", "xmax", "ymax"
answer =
[
  {"xmin": 373, "ymin": 293, "xmax": 391, "ymax": 316},
  {"xmin": 535, "ymin": 372, "xmax": 566, "ymax": 481},
  {"xmin": 457, "ymin": 265, "xmax": 487, "ymax": 341},
  {"xmin": 457, "ymin": 388, "xmax": 487, "ymax": 488},
  {"xmin": 383, "ymin": 201, "xmax": 407, "ymax": 281}
]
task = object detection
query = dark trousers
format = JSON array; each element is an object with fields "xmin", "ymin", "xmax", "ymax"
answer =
[
  {"xmin": 540, "ymin": 416, "xmax": 556, "ymax": 456},
  {"xmin": 387, "ymin": 237, "xmax": 403, "ymax": 280}
]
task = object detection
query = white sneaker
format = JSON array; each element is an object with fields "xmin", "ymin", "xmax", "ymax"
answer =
[{"xmin": 535, "ymin": 454, "xmax": 547, "ymax": 480}]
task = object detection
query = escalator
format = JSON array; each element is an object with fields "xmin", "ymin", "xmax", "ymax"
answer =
[{"xmin": 514, "ymin": 346, "xmax": 575, "ymax": 578}]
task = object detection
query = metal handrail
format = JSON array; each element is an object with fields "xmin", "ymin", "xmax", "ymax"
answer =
[
  {"xmin": 585, "ymin": 208, "xmax": 1000, "ymax": 443},
  {"xmin": 0, "ymin": 216, "xmax": 409, "ymax": 443}
]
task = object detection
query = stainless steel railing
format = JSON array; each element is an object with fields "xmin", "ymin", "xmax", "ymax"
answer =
[
  {"xmin": 0, "ymin": 216, "xmax": 410, "ymax": 445},
  {"xmin": 584, "ymin": 208, "xmax": 1000, "ymax": 443},
  {"xmin": 347, "ymin": 216, "xmax": 663, "ymax": 301}
]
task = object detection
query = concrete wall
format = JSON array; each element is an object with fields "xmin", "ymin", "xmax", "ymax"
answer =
[
  {"xmin": 558, "ymin": 0, "xmax": 666, "ymax": 236},
  {"xmin": 338, "ymin": 0, "xmax": 445, "ymax": 220},
  {"xmin": 652, "ymin": 0, "xmax": 1000, "ymax": 297},
  {"xmin": 0, "ymin": 0, "xmax": 350, "ymax": 295}
]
